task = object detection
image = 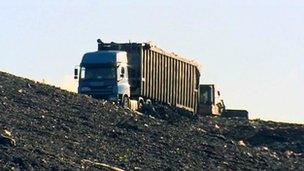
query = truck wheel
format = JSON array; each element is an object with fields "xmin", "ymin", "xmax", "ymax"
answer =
[
  {"xmin": 138, "ymin": 100, "xmax": 144, "ymax": 110},
  {"xmin": 122, "ymin": 96, "xmax": 130, "ymax": 109},
  {"xmin": 146, "ymin": 99, "xmax": 152, "ymax": 105}
]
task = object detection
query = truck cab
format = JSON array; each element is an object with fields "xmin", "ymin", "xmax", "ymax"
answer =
[
  {"xmin": 198, "ymin": 84, "xmax": 225, "ymax": 116},
  {"xmin": 74, "ymin": 51, "xmax": 130, "ymax": 102}
]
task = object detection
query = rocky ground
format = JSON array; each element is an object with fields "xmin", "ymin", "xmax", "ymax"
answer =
[{"xmin": 0, "ymin": 71, "xmax": 303, "ymax": 171}]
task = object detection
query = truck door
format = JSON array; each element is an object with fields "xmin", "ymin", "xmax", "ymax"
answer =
[{"xmin": 198, "ymin": 85, "xmax": 214, "ymax": 115}]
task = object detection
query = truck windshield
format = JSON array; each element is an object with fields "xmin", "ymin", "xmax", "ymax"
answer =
[
  {"xmin": 80, "ymin": 66, "xmax": 116, "ymax": 80},
  {"xmin": 200, "ymin": 86, "xmax": 213, "ymax": 105}
]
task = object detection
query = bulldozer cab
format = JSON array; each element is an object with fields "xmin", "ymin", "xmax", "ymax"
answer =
[{"xmin": 198, "ymin": 84, "xmax": 224, "ymax": 115}]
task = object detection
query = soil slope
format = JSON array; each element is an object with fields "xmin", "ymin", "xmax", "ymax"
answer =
[{"xmin": 0, "ymin": 71, "xmax": 303, "ymax": 170}]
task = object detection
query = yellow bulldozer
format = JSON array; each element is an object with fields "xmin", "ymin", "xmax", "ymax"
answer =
[{"xmin": 198, "ymin": 84, "xmax": 248, "ymax": 119}]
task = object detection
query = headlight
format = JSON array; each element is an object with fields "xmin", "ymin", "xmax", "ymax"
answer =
[{"xmin": 81, "ymin": 87, "xmax": 91, "ymax": 92}]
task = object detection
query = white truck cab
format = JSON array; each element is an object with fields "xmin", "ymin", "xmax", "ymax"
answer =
[{"xmin": 75, "ymin": 51, "xmax": 130, "ymax": 103}]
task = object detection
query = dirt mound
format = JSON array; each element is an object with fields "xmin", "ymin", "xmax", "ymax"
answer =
[{"xmin": 0, "ymin": 71, "xmax": 303, "ymax": 170}]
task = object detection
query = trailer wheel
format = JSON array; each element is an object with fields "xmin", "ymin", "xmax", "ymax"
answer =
[{"xmin": 122, "ymin": 96, "xmax": 130, "ymax": 109}]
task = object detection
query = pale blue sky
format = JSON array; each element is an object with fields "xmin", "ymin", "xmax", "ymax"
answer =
[{"xmin": 0, "ymin": 1, "xmax": 303, "ymax": 123}]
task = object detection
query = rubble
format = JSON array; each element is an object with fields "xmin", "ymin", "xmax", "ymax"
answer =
[
  {"xmin": 238, "ymin": 140, "xmax": 246, "ymax": 147},
  {"xmin": 0, "ymin": 133, "xmax": 16, "ymax": 147},
  {"xmin": 0, "ymin": 71, "xmax": 303, "ymax": 170}
]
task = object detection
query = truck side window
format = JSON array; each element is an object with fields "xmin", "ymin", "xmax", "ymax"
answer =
[
  {"xmin": 200, "ymin": 87, "xmax": 212, "ymax": 105},
  {"xmin": 200, "ymin": 91, "xmax": 209, "ymax": 104}
]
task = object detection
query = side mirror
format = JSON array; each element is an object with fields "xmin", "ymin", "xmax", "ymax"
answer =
[
  {"xmin": 120, "ymin": 67, "xmax": 125, "ymax": 78},
  {"xmin": 217, "ymin": 91, "xmax": 221, "ymax": 96},
  {"xmin": 74, "ymin": 68, "xmax": 79, "ymax": 79}
]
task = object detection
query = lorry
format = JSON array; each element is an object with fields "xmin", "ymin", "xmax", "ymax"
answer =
[{"xmin": 74, "ymin": 39, "xmax": 248, "ymax": 118}]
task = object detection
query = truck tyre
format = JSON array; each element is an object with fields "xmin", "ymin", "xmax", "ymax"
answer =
[
  {"xmin": 138, "ymin": 99, "xmax": 145, "ymax": 110},
  {"xmin": 146, "ymin": 99, "xmax": 152, "ymax": 105}
]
